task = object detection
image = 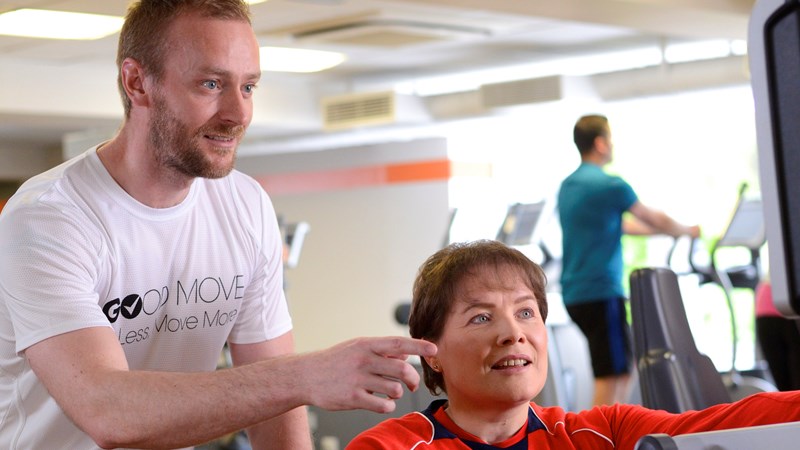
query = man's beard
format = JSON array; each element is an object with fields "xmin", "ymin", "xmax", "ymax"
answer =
[{"xmin": 148, "ymin": 95, "xmax": 244, "ymax": 179}]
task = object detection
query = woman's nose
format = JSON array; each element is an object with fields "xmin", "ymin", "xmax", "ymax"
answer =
[{"xmin": 497, "ymin": 317, "xmax": 526, "ymax": 346}]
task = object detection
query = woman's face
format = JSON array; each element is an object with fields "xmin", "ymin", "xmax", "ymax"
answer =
[{"xmin": 427, "ymin": 264, "xmax": 548, "ymax": 412}]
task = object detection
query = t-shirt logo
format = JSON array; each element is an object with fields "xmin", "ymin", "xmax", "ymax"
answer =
[{"xmin": 103, "ymin": 294, "xmax": 143, "ymax": 323}]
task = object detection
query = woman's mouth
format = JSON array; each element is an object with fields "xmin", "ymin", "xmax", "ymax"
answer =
[{"xmin": 492, "ymin": 358, "xmax": 531, "ymax": 369}]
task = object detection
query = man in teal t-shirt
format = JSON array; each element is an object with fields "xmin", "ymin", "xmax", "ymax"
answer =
[{"xmin": 558, "ymin": 114, "xmax": 700, "ymax": 407}]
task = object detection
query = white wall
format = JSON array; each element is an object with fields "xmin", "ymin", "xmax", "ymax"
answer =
[{"xmin": 238, "ymin": 138, "xmax": 451, "ymax": 352}]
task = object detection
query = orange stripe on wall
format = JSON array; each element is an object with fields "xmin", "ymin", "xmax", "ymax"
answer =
[
  {"xmin": 257, "ymin": 159, "xmax": 491, "ymax": 196},
  {"xmin": 386, "ymin": 160, "xmax": 451, "ymax": 183}
]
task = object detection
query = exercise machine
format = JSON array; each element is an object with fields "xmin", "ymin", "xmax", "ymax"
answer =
[
  {"xmin": 635, "ymin": 421, "xmax": 800, "ymax": 450},
  {"xmin": 666, "ymin": 183, "xmax": 774, "ymax": 401}
]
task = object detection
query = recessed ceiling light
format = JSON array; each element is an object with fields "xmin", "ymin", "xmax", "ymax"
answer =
[
  {"xmin": 0, "ymin": 9, "xmax": 124, "ymax": 40},
  {"xmin": 260, "ymin": 46, "xmax": 346, "ymax": 73},
  {"xmin": 664, "ymin": 40, "xmax": 732, "ymax": 64}
]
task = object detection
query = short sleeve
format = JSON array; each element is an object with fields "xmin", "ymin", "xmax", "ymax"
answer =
[
  {"xmin": 0, "ymin": 202, "xmax": 110, "ymax": 353},
  {"xmin": 609, "ymin": 176, "xmax": 638, "ymax": 212}
]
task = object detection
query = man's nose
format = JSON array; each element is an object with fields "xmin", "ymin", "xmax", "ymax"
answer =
[{"xmin": 219, "ymin": 89, "xmax": 251, "ymax": 126}]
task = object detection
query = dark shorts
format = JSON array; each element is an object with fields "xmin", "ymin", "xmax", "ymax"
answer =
[{"xmin": 567, "ymin": 297, "xmax": 632, "ymax": 378}]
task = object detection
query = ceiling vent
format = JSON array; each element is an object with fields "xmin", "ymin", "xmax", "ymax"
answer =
[
  {"xmin": 481, "ymin": 76, "xmax": 598, "ymax": 109},
  {"xmin": 321, "ymin": 90, "xmax": 430, "ymax": 131},
  {"xmin": 265, "ymin": 12, "xmax": 491, "ymax": 48}
]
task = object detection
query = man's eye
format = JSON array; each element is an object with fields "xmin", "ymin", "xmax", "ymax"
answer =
[
  {"xmin": 203, "ymin": 80, "xmax": 219, "ymax": 90},
  {"xmin": 519, "ymin": 308, "xmax": 535, "ymax": 319},
  {"xmin": 244, "ymin": 84, "xmax": 257, "ymax": 94}
]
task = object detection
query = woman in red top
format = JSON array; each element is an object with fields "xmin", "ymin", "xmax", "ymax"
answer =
[{"xmin": 348, "ymin": 240, "xmax": 800, "ymax": 450}]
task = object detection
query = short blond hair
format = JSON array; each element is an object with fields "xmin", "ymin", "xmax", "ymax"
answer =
[{"xmin": 116, "ymin": 0, "xmax": 252, "ymax": 117}]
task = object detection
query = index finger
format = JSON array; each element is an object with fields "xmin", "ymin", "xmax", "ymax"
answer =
[{"xmin": 369, "ymin": 336, "xmax": 437, "ymax": 358}]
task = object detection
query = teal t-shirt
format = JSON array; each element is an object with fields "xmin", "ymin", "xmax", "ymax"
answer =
[{"xmin": 558, "ymin": 163, "xmax": 638, "ymax": 305}]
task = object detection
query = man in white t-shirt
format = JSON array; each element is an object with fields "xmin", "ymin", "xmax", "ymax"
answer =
[{"xmin": 0, "ymin": 1, "xmax": 436, "ymax": 449}]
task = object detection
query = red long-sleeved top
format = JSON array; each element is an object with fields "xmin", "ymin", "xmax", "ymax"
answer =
[{"xmin": 347, "ymin": 392, "xmax": 800, "ymax": 449}]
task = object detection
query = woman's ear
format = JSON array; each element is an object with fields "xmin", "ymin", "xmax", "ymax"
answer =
[{"xmin": 425, "ymin": 356, "xmax": 442, "ymax": 372}]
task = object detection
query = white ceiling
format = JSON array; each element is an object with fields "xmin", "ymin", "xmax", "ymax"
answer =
[{"xmin": 0, "ymin": 0, "xmax": 756, "ymax": 160}]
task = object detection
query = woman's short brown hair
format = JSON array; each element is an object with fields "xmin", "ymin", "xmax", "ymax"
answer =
[
  {"xmin": 116, "ymin": 0, "xmax": 253, "ymax": 117},
  {"xmin": 409, "ymin": 240, "xmax": 548, "ymax": 395}
]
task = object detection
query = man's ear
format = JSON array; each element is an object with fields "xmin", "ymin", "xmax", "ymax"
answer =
[
  {"xmin": 120, "ymin": 57, "xmax": 150, "ymax": 108},
  {"xmin": 594, "ymin": 135, "xmax": 610, "ymax": 157}
]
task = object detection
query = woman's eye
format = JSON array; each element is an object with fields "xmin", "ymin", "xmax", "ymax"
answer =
[
  {"xmin": 519, "ymin": 308, "xmax": 535, "ymax": 319},
  {"xmin": 470, "ymin": 314, "xmax": 490, "ymax": 324}
]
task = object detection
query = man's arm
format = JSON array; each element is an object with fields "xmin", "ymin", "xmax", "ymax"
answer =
[
  {"xmin": 26, "ymin": 327, "xmax": 436, "ymax": 449},
  {"xmin": 228, "ymin": 332, "xmax": 311, "ymax": 450},
  {"xmin": 622, "ymin": 214, "xmax": 657, "ymax": 236},
  {"xmin": 627, "ymin": 201, "xmax": 701, "ymax": 238}
]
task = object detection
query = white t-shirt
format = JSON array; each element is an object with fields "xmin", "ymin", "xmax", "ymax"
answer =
[{"xmin": 0, "ymin": 147, "xmax": 293, "ymax": 449}]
